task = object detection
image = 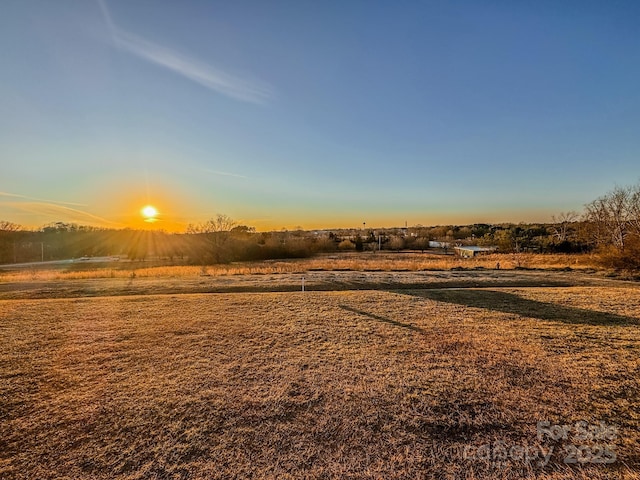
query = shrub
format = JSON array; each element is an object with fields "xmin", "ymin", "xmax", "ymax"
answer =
[
  {"xmin": 596, "ymin": 236, "xmax": 640, "ymax": 271},
  {"xmin": 338, "ymin": 240, "xmax": 354, "ymax": 251}
]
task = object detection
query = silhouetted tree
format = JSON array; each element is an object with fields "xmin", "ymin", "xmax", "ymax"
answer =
[{"xmin": 187, "ymin": 214, "xmax": 237, "ymax": 234}]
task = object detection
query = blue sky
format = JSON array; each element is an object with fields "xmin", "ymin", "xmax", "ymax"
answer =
[{"xmin": 1, "ymin": 0, "xmax": 639, "ymax": 230}]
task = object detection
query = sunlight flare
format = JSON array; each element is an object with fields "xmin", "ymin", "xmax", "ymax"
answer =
[{"xmin": 141, "ymin": 205, "xmax": 158, "ymax": 222}]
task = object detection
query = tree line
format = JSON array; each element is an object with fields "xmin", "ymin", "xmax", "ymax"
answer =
[
  {"xmin": 0, "ymin": 216, "xmax": 336, "ymax": 265},
  {"xmin": 1, "ymin": 184, "xmax": 639, "ymax": 269}
]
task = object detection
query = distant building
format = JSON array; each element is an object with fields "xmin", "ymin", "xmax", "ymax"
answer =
[
  {"xmin": 428, "ymin": 241, "xmax": 451, "ymax": 248},
  {"xmin": 454, "ymin": 246, "xmax": 497, "ymax": 258}
]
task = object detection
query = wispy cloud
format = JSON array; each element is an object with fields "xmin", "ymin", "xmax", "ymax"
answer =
[
  {"xmin": 3, "ymin": 202, "xmax": 122, "ymax": 228},
  {"xmin": 203, "ymin": 169, "xmax": 248, "ymax": 179},
  {"xmin": 97, "ymin": 0, "xmax": 273, "ymax": 104},
  {"xmin": 0, "ymin": 191, "xmax": 88, "ymax": 207}
]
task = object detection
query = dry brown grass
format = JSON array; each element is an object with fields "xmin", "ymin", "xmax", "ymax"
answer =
[
  {"xmin": 0, "ymin": 269, "xmax": 623, "ymax": 301},
  {"xmin": 1, "ymin": 282, "xmax": 639, "ymax": 479},
  {"xmin": 0, "ymin": 253, "xmax": 600, "ymax": 283}
]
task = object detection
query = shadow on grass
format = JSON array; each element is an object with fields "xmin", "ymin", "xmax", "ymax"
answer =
[
  {"xmin": 397, "ymin": 289, "xmax": 639, "ymax": 326},
  {"xmin": 339, "ymin": 305, "xmax": 425, "ymax": 333}
]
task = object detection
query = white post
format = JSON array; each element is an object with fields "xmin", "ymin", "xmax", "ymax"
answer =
[{"xmin": 302, "ymin": 276, "xmax": 305, "ymax": 292}]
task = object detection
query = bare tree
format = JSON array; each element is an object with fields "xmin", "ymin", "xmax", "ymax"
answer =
[
  {"xmin": 388, "ymin": 236, "xmax": 404, "ymax": 251},
  {"xmin": 550, "ymin": 211, "xmax": 578, "ymax": 242},
  {"xmin": 186, "ymin": 214, "xmax": 237, "ymax": 234},
  {"xmin": 0, "ymin": 221, "xmax": 22, "ymax": 264},
  {"xmin": 583, "ymin": 184, "xmax": 640, "ymax": 251},
  {"xmin": 627, "ymin": 184, "xmax": 640, "ymax": 238},
  {"xmin": 185, "ymin": 214, "xmax": 238, "ymax": 264}
]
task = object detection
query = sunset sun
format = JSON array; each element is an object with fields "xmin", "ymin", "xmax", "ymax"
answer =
[{"xmin": 141, "ymin": 205, "xmax": 158, "ymax": 222}]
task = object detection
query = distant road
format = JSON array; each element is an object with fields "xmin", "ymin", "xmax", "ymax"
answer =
[{"xmin": 0, "ymin": 257, "xmax": 121, "ymax": 269}]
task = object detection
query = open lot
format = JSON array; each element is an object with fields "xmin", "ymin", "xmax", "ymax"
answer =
[{"xmin": 1, "ymin": 270, "xmax": 639, "ymax": 479}]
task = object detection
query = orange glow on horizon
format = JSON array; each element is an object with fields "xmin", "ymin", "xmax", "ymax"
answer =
[{"xmin": 91, "ymin": 180, "xmax": 193, "ymax": 231}]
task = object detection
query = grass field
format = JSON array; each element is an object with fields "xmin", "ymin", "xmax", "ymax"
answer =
[
  {"xmin": 1, "ymin": 270, "xmax": 639, "ymax": 479},
  {"xmin": 0, "ymin": 252, "xmax": 601, "ymax": 282}
]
